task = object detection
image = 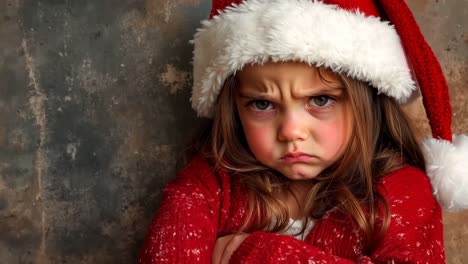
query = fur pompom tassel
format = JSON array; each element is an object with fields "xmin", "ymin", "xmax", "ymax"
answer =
[{"xmin": 422, "ymin": 135, "xmax": 468, "ymax": 211}]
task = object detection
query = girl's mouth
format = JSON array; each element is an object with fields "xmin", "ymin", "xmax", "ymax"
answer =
[{"xmin": 280, "ymin": 153, "xmax": 317, "ymax": 163}]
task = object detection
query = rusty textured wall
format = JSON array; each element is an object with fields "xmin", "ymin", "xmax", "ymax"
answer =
[{"xmin": 0, "ymin": 0, "xmax": 466, "ymax": 263}]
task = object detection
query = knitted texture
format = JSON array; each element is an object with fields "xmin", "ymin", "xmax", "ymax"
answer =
[{"xmin": 138, "ymin": 155, "xmax": 445, "ymax": 263}]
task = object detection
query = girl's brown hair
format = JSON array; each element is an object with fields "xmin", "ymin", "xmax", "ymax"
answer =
[{"xmin": 185, "ymin": 68, "xmax": 426, "ymax": 248}]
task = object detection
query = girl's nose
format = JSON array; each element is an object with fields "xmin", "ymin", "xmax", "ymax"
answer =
[{"xmin": 277, "ymin": 113, "xmax": 309, "ymax": 142}]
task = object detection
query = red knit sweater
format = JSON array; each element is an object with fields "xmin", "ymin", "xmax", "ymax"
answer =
[{"xmin": 138, "ymin": 154, "xmax": 445, "ymax": 263}]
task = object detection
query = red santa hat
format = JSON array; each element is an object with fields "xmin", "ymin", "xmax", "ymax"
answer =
[{"xmin": 190, "ymin": 0, "xmax": 468, "ymax": 211}]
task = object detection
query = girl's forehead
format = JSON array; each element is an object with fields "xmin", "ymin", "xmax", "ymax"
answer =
[{"xmin": 238, "ymin": 61, "xmax": 342, "ymax": 88}]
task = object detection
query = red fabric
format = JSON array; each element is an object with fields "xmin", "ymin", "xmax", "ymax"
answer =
[
  {"xmin": 138, "ymin": 154, "xmax": 445, "ymax": 263},
  {"xmin": 378, "ymin": 0, "xmax": 452, "ymax": 142},
  {"xmin": 210, "ymin": 0, "xmax": 244, "ymax": 18},
  {"xmin": 322, "ymin": 0, "xmax": 379, "ymax": 17}
]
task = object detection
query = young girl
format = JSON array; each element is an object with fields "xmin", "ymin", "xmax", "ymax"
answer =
[{"xmin": 139, "ymin": 0, "xmax": 468, "ymax": 263}]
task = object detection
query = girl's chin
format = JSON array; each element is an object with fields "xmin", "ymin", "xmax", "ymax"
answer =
[
  {"xmin": 281, "ymin": 167, "xmax": 322, "ymax": 180},
  {"xmin": 285, "ymin": 174, "xmax": 317, "ymax": 181}
]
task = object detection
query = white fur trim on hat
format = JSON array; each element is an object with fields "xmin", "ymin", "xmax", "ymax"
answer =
[
  {"xmin": 422, "ymin": 135, "xmax": 468, "ymax": 211},
  {"xmin": 191, "ymin": 0, "xmax": 415, "ymax": 117}
]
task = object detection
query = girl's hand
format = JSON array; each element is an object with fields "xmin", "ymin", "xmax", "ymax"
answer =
[{"xmin": 212, "ymin": 233, "xmax": 249, "ymax": 264}]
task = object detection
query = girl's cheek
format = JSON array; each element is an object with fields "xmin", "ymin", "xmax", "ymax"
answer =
[
  {"xmin": 320, "ymin": 123, "xmax": 340, "ymax": 140},
  {"xmin": 318, "ymin": 116, "xmax": 351, "ymax": 157},
  {"xmin": 242, "ymin": 123, "xmax": 274, "ymax": 154}
]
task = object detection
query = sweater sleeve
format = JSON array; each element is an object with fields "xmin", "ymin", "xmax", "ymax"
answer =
[
  {"xmin": 138, "ymin": 155, "xmax": 226, "ymax": 263},
  {"xmin": 369, "ymin": 166, "xmax": 445, "ymax": 263},
  {"xmin": 231, "ymin": 231, "xmax": 356, "ymax": 264},
  {"xmin": 230, "ymin": 167, "xmax": 445, "ymax": 264}
]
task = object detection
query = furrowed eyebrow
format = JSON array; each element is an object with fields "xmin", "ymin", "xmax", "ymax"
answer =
[
  {"xmin": 308, "ymin": 87, "xmax": 345, "ymax": 95},
  {"xmin": 237, "ymin": 92, "xmax": 273, "ymax": 100},
  {"xmin": 237, "ymin": 86, "xmax": 345, "ymax": 99},
  {"xmin": 290, "ymin": 86, "xmax": 345, "ymax": 98}
]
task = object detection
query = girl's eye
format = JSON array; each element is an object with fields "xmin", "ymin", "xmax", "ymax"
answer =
[
  {"xmin": 251, "ymin": 100, "xmax": 273, "ymax": 111},
  {"xmin": 308, "ymin": 96, "xmax": 334, "ymax": 108}
]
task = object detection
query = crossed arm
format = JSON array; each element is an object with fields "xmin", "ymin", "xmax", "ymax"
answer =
[{"xmin": 138, "ymin": 158, "xmax": 445, "ymax": 263}]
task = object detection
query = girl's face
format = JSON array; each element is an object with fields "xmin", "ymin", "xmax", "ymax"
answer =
[{"xmin": 235, "ymin": 62, "xmax": 353, "ymax": 181}]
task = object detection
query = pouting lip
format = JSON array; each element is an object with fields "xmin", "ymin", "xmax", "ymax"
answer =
[{"xmin": 280, "ymin": 152, "xmax": 316, "ymax": 160}]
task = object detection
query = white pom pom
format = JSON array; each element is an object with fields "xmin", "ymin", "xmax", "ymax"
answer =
[{"xmin": 422, "ymin": 135, "xmax": 468, "ymax": 211}]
